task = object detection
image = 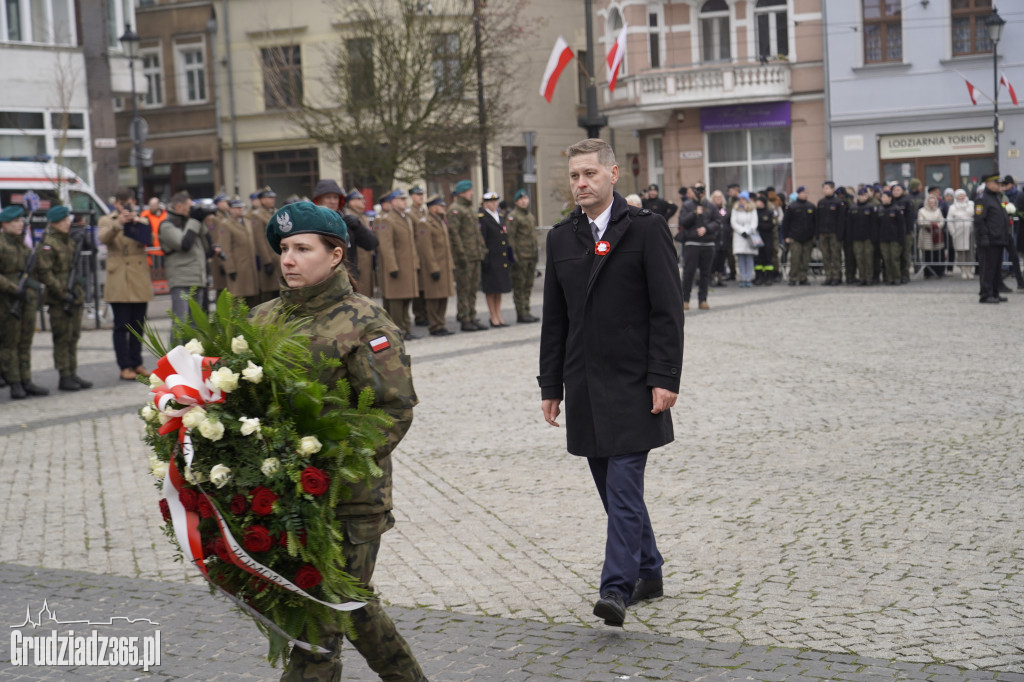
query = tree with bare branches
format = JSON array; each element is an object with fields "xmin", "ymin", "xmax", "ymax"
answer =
[{"xmin": 263, "ymin": 0, "xmax": 531, "ymax": 193}]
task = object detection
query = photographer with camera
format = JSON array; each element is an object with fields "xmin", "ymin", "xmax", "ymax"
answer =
[
  {"xmin": 676, "ymin": 182, "xmax": 722, "ymax": 310},
  {"xmin": 159, "ymin": 191, "xmax": 213, "ymax": 343}
]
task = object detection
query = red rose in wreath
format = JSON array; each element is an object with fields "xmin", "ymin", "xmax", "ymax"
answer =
[
  {"xmin": 213, "ymin": 538, "xmax": 231, "ymax": 562},
  {"xmin": 179, "ymin": 488, "xmax": 198, "ymax": 513},
  {"xmin": 294, "ymin": 565, "xmax": 322, "ymax": 590},
  {"xmin": 197, "ymin": 494, "xmax": 214, "ymax": 519},
  {"xmin": 159, "ymin": 498, "xmax": 171, "ymax": 522},
  {"xmin": 243, "ymin": 525, "xmax": 273, "ymax": 553},
  {"xmin": 230, "ymin": 494, "xmax": 249, "ymax": 515},
  {"xmin": 250, "ymin": 486, "xmax": 278, "ymax": 516},
  {"xmin": 300, "ymin": 466, "xmax": 330, "ymax": 497}
]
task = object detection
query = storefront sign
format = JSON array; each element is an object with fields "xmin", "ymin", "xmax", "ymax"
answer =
[
  {"xmin": 879, "ymin": 129, "xmax": 993, "ymax": 159},
  {"xmin": 700, "ymin": 102, "xmax": 791, "ymax": 132}
]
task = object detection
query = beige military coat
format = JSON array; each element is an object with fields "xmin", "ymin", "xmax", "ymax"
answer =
[
  {"xmin": 376, "ymin": 210, "xmax": 420, "ymax": 300},
  {"xmin": 343, "ymin": 207, "xmax": 377, "ymax": 297},
  {"xmin": 98, "ymin": 212, "xmax": 154, "ymax": 303},
  {"xmin": 416, "ymin": 211, "xmax": 455, "ymax": 299},
  {"xmin": 250, "ymin": 207, "xmax": 280, "ymax": 294},
  {"xmin": 207, "ymin": 212, "xmax": 229, "ymax": 291},
  {"xmin": 219, "ymin": 215, "xmax": 259, "ymax": 299}
]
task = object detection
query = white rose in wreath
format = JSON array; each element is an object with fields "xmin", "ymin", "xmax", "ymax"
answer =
[
  {"xmin": 198, "ymin": 417, "xmax": 225, "ymax": 441},
  {"xmin": 298, "ymin": 436, "xmax": 322, "ymax": 456},
  {"xmin": 208, "ymin": 366, "xmax": 240, "ymax": 393},
  {"xmin": 239, "ymin": 416, "xmax": 262, "ymax": 437},
  {"xmin": 209, "ymin": 463, "xmax": 232, "ymax": 488},
  {"xmin": 241, "ymin": 360, "xmax": 263, "ymax": 384},
  {"xmin": 231, "ymin": 335, "xmax": 250, "ymax": 354},
  {"xmin": 181, "ymin": 406, "xmax": 207, "ymax": 430},
  {"xmin": 184, "ymin": 338, "xmax": 205, "ymax": 355},
  {"xmin": 260, "ymin": 457, "xmax": 281, "ymax": 476}
]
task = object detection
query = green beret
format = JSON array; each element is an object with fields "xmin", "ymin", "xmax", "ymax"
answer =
[
  {"xmin": 0, "ymin": 205, "xmax": 24, "ymax": 222},
  {"xmin": 453, "ymin": 179, "xmax": 473, "ymax": 195},
  {"xmin": 514, "ymin": 189, "xmax": 528, "ymax": 201},
  {"xmin": 265, "ymin": 201, "xmax": 348, "ymax": 254},
  {"xmin": 46, "ymin": 205, "xmax": 70, "ymax": 222}
]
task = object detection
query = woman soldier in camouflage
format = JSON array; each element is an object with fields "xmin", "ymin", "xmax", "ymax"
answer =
[{"xmin": 250, "ymin": 201, "xmax": 427, "ymax": 682}]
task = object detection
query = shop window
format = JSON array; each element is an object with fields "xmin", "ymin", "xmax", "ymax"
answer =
[
  {"xmin": 863, "ymin": 0, "xmax": 902, "ymax": 64},
  {"xmin": 707, "ymin": 128, "xmax": 792, "ymax": 193},
  {"xmin": 952, "ymin": 0, "xmax": 993, "ymax": 56},
  {"xmin": 701, "ymin": 0, "xmax": 731, "ymax": 63},
  {"xmin": 755, "ymin": 0, "xmax": 788, "ymax": 60}
]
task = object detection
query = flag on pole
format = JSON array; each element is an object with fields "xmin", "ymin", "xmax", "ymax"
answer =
[
  {"xmin": 1000, "ymin": 72, "xmax": 1018, "ymax": 105},
  {"xmin": 606, "ymin": 25, "xmax": 627, "ymax": 92},
  {"xmin": 966, "ymin": 79, "xmax": 981, "ymax": 105},
  {"xmin": 539, "ymin": 36, "xmax": 574, "ymax": 103}
]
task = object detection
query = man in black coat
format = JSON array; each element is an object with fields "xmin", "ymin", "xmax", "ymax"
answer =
[
  {"xmin": 783, "ymin": 186, "xmax": 816, "ymax": 285},
  {"xmin": 975, "ymin": 172, "xmax": 1012, "ymax": 304},
  {"xmin": 538, "ymin": 138, "xmax": 684, "ymax": 628},
  {"xmin": 641, "ymin": 183, "xmax": 678, "ymax": 224}
]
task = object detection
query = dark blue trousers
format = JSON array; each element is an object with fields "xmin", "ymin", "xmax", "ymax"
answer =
[{"xmin": 587, "ymin": 451, "xmax": 663, "ymax": 599}]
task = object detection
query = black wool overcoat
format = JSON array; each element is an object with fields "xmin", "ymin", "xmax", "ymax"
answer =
[{"xmin": 538, "ymin": 192, "xmax": 684, "ymax": 458}]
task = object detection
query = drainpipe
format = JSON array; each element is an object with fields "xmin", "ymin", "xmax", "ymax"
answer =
[{"xmin": 221, "ymin": 0, "xmax": 240, "ymax": 195}]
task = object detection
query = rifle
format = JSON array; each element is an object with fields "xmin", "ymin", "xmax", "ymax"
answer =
[
  {"xmin": 62, "ymin": 227, "xmax": 86, "ymax": 314},
  {"xmin": 9, "ymin": 239, "xmax": 44, "ymax": 319}
]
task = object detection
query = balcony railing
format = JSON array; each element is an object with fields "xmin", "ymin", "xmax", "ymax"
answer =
[{"xmin": 612, "ymin": 62, "xmax": 792, "ymax": 110}]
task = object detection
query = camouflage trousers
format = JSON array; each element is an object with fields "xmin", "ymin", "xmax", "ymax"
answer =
[
  {"xmin": 787, "ymin": 241, "xmax": 812, "ymax": 283},
  {"xmin": 853, "ymin": 240, "xmax": 874, "ymax": 283},
  {"xmin": 818, "ymin": 233, "xmax": 843, "ymax": 282},
  {"xmin": 879, "ymin": 241, "xmax": 902, "ymax": 283},
  {"xmin": 454, "ymin": 260, "xmax": 481, "ymax": 322},
  {"xmin": 0, "ymin": 296, "xmax": 37, "ymax": 384},
  {"xmin": 280, "ymin": 513, "xmax": 425, "ymax": 682},
  {"xmin": 843, "ymin": 240, "xmax": 857, "ymax": 282},
  {"xmin": 510, "ymin": 259, "xmax": 536, "ymax": 317},
  {"xmin": 900, "ymin": 233, "xmax": 915, "ymax": 280},
  {"xmin": 48, "ymin": 302, "xmax": 82, "ymax": 377}
]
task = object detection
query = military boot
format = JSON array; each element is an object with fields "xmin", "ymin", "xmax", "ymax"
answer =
[
  {"xmin": 22, "ymin": 381, "xmax": 49, "ymax": 397},
  {"xmin": 10, "ymin": 383, "xmax": 27, "ymax": 400},
  {"xmin": 58, "ymin": 376, "xmax": 80, "ymax": 391},
  {"xmin": 73, "ymin": 375, "xmax": 93, "ymax": 389}
]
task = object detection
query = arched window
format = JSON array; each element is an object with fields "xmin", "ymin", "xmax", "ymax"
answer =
[
  {"xmin": 608, "ymin": 7, "xmax": 626, "ymax": 78},
  {"xmin": 700, "ymin": 0, "xmax": 730, "ymax": 63},
  {"xmin": 755, "ymin": 0, "xmax": 788, "ymax": 60}
]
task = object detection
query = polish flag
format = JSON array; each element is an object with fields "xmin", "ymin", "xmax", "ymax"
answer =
[
  {"xmin": 1000, "ymin": 72, "xmax": 1018, "ymax": 105},
  {"xmin": 966, "ymin": 79, "xmax": 981, "ymax": 105},
  {"xmin": 539, "ymin": 36, "xmax": 574, "ymax": 103},
  {"xmin": 606, "ymin": 25, "xmax": 627, "ymax": 92}
]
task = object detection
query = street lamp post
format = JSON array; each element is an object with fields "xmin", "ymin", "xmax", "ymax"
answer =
[
  {"xmin": 986, "ymin": 8, "xmax": 1006, "ymax": 170},
  {"xmin": 119, "ymin": 24, "xmax": 143, "ymax": 205}
]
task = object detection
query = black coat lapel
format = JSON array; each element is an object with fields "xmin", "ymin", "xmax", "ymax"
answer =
[{"xmin": 587, "ymin": 194, "xmax": 631, "ymax": 295}]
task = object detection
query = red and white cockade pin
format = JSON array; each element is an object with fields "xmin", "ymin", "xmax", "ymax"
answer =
[
  {"xmin": 595, "ymin": 240, "xmax": 611, "ymax": 256},
  {"xmin": 369, "ymin": 335, "xmax": 391, "ymax": 353}
]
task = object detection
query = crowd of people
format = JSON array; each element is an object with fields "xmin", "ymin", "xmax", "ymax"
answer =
[{"xmin": 623, "ymin": 174, "xmax": 1023, "ymax": 309}]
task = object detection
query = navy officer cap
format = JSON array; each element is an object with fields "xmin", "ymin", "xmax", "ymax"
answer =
[
  {"xmin": 796, "ymin": 185, "xmax": 807, "ymax": 193},
  {"xmin": 345, "ymin": 189, "xmax": 363, "ymax": 201},
  {"xmin": 265, "ymin": 201, "xmax": 348, "ymax": 255}
]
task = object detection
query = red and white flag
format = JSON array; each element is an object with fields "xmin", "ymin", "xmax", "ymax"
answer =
[
  {"xmin": 539, "ymin": 36, "xmax": 574, "ymax": 103},
  {"xmin": 966, "ymin": 79, "xmax": 981, "ymax": 105},
  {"xmin": 1000, "ymin": 72, "xmax": 1018, "ymax": 105},
  {"xmin": 606, "ymin": 25, "xmax": 627, "ymax": 92}
]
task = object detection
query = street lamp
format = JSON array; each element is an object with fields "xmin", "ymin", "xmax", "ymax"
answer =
[
  {"xmin": 986, "ymin": 7, "xmax": 1006, "ymax": 169},
  {"xmin": 119, "ymin": 23, "xmax": 144, "ymax": 205}
]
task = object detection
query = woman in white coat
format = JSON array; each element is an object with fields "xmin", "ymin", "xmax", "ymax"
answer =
[
  {"xmin": 946, "ymin": 189, "xmax": 975, "ymax": 278},
  {"xmin": 730, "ymin": 192, "xmax": 759, "ymax": 287}
]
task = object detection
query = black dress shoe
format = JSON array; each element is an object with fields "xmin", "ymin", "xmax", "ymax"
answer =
[
  {"xmin": 460, "ymin": 322, "xmax": 478, "ymax": 332},
  {"xmin": 403, "ymin": 332, "xmax": 421, "ymax": 341},
  {"xmin": 22, "ymin": 381, "xmax": 49, "ymax": 396},
  {"xmin": 517, "ymin": 314, "xmax": 539, "ymax": 323},
  {"xmin": 59, "ymin": 376, "xmax": 80, "ymax": 391},
  {"xmin": 489, "ymin": 320, "xmax": 509, "ymax": 328},
  {"xmin": 629, "ymin": 578, "xmax": 664, "ymax": 606},
  {"xmin": 471, "ymin": 320, "xmax": 489, "ymax": 331},
  {"xmin": 998, "ymin": 295, "xmax": 1008, "ymax": 302},
  {"xmin": 73, "ymin": 375, "xmax": 93, "ymax": 389},
  {"xmin": 429, "ymin": 328, "xmax": 452, "ymax": 336},
  {"xmin": 10, "ymin": 383, "xmax": 27, "ymax": 400},
  {"xmin": 980, "ymin": 297, "xmax": 1001, "ymax": 304},
  {"xmin": 998, "ymin": 285, "xmax": 1012, "ymax": 293},
  {"xmin": 593, "ymin": 592, "xmax": 626, "ymax": 627},
  {"xmin": 414, "ymin": 318, "xmax": 428, "ymax": 327}
]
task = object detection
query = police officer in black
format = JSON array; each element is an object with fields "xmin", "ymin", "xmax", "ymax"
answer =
[
  {"xmin": 976, "ymin": 172, "xmax": 1013, "ymax": 304},
  {"xmin": 641, "ymin": 184, "xmax": 678, "ymax": 224},
  {"xmin": 816, "ymin": 181, "xmax": 845, "ymax": 285}
]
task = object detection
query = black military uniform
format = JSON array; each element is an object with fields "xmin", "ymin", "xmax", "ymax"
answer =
[
  {"xmin": 846, "ymin": 193, "xmax": 878, "ymax": 285},
  {"xmin": 975, "ymin": 173, "xmax": 1013, "ymax": 303},
  {"xmin": 783, "ymin": 191, "xmax": 816, "ymax": 285},
  {"xmin": 876, "ymin": 196, "xmax": 906, "ymax": 285},
  {"xmin": 816, "ymin": 184, "xmax": 845, "ymax": 285},
  {"xmin": 891, "ymin": 186, "xmax": 916, "ymax": 283}
]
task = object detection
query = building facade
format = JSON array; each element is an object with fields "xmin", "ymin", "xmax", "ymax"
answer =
[
  {"xmin": 826, "ymin": 0, "xmax": 1021, "ymax": 194},
  {"xmin": 594, "ymin": 0, "xmax": 826, "ymax": 207}
]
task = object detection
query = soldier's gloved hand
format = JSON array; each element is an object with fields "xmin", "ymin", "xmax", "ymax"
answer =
[
  {"xmin": 430, "ymin": 271, "xmax": 440, "ymax": 281},
  {"xmin": 263, "ymin": 263, "xmax": 275, "ymax": 275},
  {"xmin": 389, "ymin": 270, "xmax": 399, "ymax": 279}
]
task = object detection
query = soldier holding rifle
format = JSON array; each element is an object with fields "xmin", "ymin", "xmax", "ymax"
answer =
[{"xmin": 0, "ymin": 206, "xmax": 49, "ymax": 399}]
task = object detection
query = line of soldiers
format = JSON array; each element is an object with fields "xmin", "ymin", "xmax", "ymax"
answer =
[{"xmin": 0, "ymin": 204, "xmax": 94, "ymax": 399}]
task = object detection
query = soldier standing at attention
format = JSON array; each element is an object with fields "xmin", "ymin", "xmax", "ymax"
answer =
[
  {"xmin": 446, "ymin": 179, "xmax": 487, "ymax": 332},
  {"xmin": 376, "ymin": 189, "xmax": 421, "ymax": 339},
  {"xmin": 406, "ymin": 186, "xmax": 431, "ymax": 327},
  {"xmin": 784, "ymin": 186, "xmax": 816, "ymax": 285},
  {"xmin": 0, "ymin": 206, "xmax": 48, "ymax": 399},
  {"xmin": 816, "ymin": 181, "xmax": 845, "ymax": 285},
  {"xmin": 891, "ymin": 183, "xmax": 915, "ymax": 284},
  {"xmin": 343, "ymin": 189, "xmax": 377, "ymax": 296},
  {"xmin": 98, "ymin": 186, "xmax": 154, "ymax": 381},
  {"xmin": 218, "ymin": 198, "xmax": 261, "ymax": 308},
  {"xmin": 847, "ymin": 188, "xmax": 879, "ymax": 286},
  {"xmin": 417, "ymin": 195, "xmax": 455, "ymax": 336},
  {"xmin": 507, "ymin": 188, "xmax": 539, "ymax": 323},
  {"xmin": 478, "ymin": 190, "xmax": 512, "ymax": 328},
  {"xmin": 252, "ymin": 187, "xmax": 280, "ymax": 304},
  {"xmin": 36, "ymin": 205, "xmax": 92, "ymax": 392},
  {"xmin": 207, "ymin": 194, "xmax": 230, "ymax": 297},
  {"xmin": 976, "ymin": 172, "xmax": 1013, "ymax": 304}
]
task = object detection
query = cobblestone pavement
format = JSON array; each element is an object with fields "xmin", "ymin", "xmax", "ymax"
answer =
[{"xmin": 1, "ymin": 277, "xmax": 1023, "ymax": 680}]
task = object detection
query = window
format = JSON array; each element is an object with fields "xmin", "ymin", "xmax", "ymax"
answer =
[
  {"xmin": 432, "ymin": 33, "xmax": 462, "ymax": 98},
  {"xmin": 0, "ymin": 108, "xmax": 92, "ymax": 185},
  {"xmin": 347, "ymin": 38, "xmax": 374, "ymax": 102},
  {"xmin": 756, "ymin": 0, "xmax": 788, "ymax": 60},
  {"xmin": 141, "ymin": 48, "xmax": 163, "ymax": 107},
  {"xmin": 254, "ymin": 148, "xmax": 318, "ymax": 200},
  {"xmin": 952, "ymin": 0, "xmax": 993, "ymax": 56},
  {"xmin": 863, "ymin": 0, "xmax": 902, "ymax": 63},
  {"xmin": 106, "ymin": 0, "xmax": 134, "ymax": 50},
  {"xmin": 262, "ymin": 45, "xmax": 302, "ymax": 109},
  {"xmin": 701, "ymin": 0, "xmax": 731, "ymax": 63},
  {"xmin": 2, "ymin": 0, "xmax": 77, "ymax": 45},
  {"xmin": 707, "ymin": 128, "xmax": 792, "ymax": 193},
  {"xmin": 648, "ymin": 136, "xmax": 664, "ymax": 192},
  {"xmin": 648, "ymin": 10, "xmax": 660, "ymax": 69},
  {"xmin": 608, "ymin": 8, "xmax": 626, "ymax": 79},
  {"xmin": 176, "ymin": 44, "xmax": 206, "ymax": 104}
]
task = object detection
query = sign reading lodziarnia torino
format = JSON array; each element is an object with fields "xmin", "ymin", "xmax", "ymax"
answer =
[{"xmin": 879, "ymin": 128, "xmax": 994, "ymax": 159}]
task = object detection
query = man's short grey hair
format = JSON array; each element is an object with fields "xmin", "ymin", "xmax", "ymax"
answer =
[
  {"xmin": 566, "ymin": 138, "xmax": 617, "ymax": 168},
  {"xmin": 169, "ymin": 191, "xmax": 190, "ymax": 211}
]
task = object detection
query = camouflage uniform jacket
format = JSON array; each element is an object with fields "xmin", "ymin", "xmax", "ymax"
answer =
[
  {"xmin": 36, "ymin": 228, "xmax": 84, "ymax": 306},
  {"xmin": 445, "ymin": 195, "xmax": 486, "ymax": 265},
  {"xmin": 250, "ymin": 268, "xmax": 418, "ymax": 518},
  {"xmin": 506, "ymin": 205, "xmax": 538, "ymax": 262},
  {"xmin": 0, "ymin": 231, "xmax": 38, "ymax": 310}
]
